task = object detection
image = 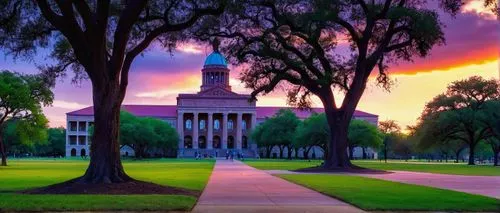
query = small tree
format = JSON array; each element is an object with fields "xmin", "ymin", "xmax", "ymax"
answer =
[
  {"xmin": 348, "ymin": 120, "xmax": 383, "ymax": 160},
  {"xmin": 149, "ymin": 118, "xmax": 178, "ymax": 157},
  {"xmin": 262, "ymin": 109, "xmax": 300, "ymax": 159},
  {"xmin": 379, "ymin": 120, "xmax": 401, "ymax": 163},
  {"xmin": 0, "ymin": 71, "xmax": 53, "ymax": 166},
  {"xmin": 36, "ymin": 127, "xmax": 66, "ymax": 157},
  {"xmin": 294, "ymin": 113, "xmax": 329, "ymax": 159},
  {"xmin": 250, "ymin": 123, "xmax": 273, "ymax": 158},
  {"xmin": 392, "ymin": 133, "xmax": 414, "ymax": 161}
]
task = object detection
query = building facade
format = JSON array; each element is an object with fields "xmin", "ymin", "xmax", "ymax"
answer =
[{"xmin": 65, "ymin": 48, "xmax": 379, "ymax": 158}]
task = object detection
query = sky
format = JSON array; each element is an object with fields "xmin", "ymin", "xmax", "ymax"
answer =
[{"xmin": 0, "ymin": 1, "xmax": 498, "ymax": 130}]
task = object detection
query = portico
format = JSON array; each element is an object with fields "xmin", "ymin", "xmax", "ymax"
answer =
[
  {"xmin": 176, "ymin": 41, "xmax": 258, "ymax": 157},
  {"xmin": 177, "ymin": 111, "xmax": 257, "ymax": 156}
]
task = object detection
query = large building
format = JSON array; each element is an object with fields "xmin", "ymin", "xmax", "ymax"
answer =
[{"xmin": 65, "ymin": 47, "xmax": 379, "ymax": 158}]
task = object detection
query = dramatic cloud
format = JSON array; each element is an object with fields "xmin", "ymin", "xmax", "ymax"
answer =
[
  {"xmin": 0, "ymin": 3, "xmax": 498, "ymax": 128},
  {"xmin": 462, "ymin": 0, "xmax": 497, "ymax": 20}
]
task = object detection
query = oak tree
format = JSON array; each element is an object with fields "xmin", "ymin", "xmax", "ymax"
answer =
[
  {"xmin": 200, "ymin": 0, "xmax": 446, "ymax": 168},
  {"xmin": 0, "ymin": 71, "xmax": 52, "ymax": 166},
  {"xmin": 0, "ymin": 0, "xmax": 224, "ymax": 183},
  {"xmin": 419, "ymin": 76, "xmax": 499, "ymax": 165}
]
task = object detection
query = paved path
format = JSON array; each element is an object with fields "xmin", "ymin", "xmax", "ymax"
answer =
[
  {"xmin": 360, "ymin": 171, "xmax": 500, "ymax": 199},
  {"xmin": 192, "ymin": 160, "xmax": 364, "ymax": 213},
  {"xmin": 267, "ymin": 170, "xmax": 500, "ymax": 199}
]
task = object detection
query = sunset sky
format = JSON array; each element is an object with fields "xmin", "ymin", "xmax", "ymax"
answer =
[{"xmin": 0, "ymin": 1, "xmax": 498, "ymax": 130}]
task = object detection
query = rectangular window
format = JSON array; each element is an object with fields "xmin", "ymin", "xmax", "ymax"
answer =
[
  {"xmin": 78, "ymin": 136, "xmax": 86, "ymax": 145},
  {"xmin": 69, "ymin": 121, "xmax": 77, "ymax": 132},
  {"xmin": 78, "ymin": 122, "xmax": 86, "ymax": 132},
  {"xmin": 69, "ymin": 136, "xmax": 77, "ymax": 145}
]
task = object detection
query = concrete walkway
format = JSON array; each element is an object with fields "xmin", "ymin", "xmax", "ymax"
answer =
[
  {"xmin": 192, "ymin": 160, "xmax": 364, "ymax": 213},
  {"xmin": 360, "ymin": 171, "xmax": 500, "ymax": 199},
  {"xmin": 267, "ymin": 170, "xmax": 500, "ymax": 199}
]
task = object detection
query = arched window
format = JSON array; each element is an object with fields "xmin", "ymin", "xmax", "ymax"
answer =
[
  {"xmin": 199, "ymin": 136, "xmax": 207, "ymax": 149},
  {"xmin": 213, "ymin": 136, "xmax": 221, "ymax": 148},
  {"xmin": 214, "ymin": 119, "xmax": 220, "ymax": 130},
  {"xmin": 200, "ymin": 120, "xmax": 206, "ymax": 130},
  {"xmin": 185, "ymin": 119, "xmax": 192, "ymax": 130},
  {"xmin": 242, "ymin": 120, "xmax": 247, "ymax": 130},
  {"xmin": 70, "ymin": 148, "xmax": 76, "ymax": 157},
  {"xmin": 80, "ymin": 149, "xmax": 86, "ymax": 157},
  {"xmin": 228, "ymin": 120, "xmax": 234, "ymax": 130}
]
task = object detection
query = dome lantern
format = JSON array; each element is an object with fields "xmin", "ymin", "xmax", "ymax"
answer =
[{"xmin": 200, "ymin": 38, "xmax": 231, "ymax": 92}]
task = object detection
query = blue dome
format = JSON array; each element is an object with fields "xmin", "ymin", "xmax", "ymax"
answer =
[{"xmin": 204, "ymin": 51, "xmax": 227, "ymax": 67}]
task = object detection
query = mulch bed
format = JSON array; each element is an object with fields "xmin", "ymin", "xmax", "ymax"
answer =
[
  {"xmin": 293, "ymin": 165, "xmax": 391, "ymax": 174},
  {"xmin": 20, "ymin": 179, "xmax": 198, "ymax": 196}
]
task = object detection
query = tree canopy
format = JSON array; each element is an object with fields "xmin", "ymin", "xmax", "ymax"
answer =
[
  {"xmin": 0, "ymin": 70, "xmax": 52, "ymax": 166},
  {"xmin": 294, "ymin": 113, "xmax": 329, "ymax": 159},
  {"xmin": 251, "ymin": 109, "xmax": 300, "ymax": 159},
  {"xmin": 416, "ymin": 76, "xmax": 500, "ymax": 165},
  {"xmin": 348, "ymin": 119, "xmax": 383, "ymax": 159},
  {"xmin": 199, "ymin": 0, "xmax": 446, "ymax": 168},
  {"xmin": 119, "ymin": 111, "xmax": 178, "ymax": 159},
  {"xmin": 0, "ymin": 0, "xmax": 225, "ymax": 183}
]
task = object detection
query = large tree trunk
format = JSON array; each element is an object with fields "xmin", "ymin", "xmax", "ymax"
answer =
[
  {"xmin": 0, "ymin": 129, "xmax": 6, "ymax": 166},
  {"xmin": 79, "ymin": 80, "xmax": 131, "ymax": 183},
  {"xmin": 362, "ymin": 147, "xmax": 367, "ymax": 159},
  {"xmin": 320, "ymin": 90, "xmax": 352, "ymax": 169}
]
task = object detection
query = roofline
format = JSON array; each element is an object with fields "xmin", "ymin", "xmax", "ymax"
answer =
[{"xmin": 66, "ymin": 104, "xmax": 378, "ymax": 118}]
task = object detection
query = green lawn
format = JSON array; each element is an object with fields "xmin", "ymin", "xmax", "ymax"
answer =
[
  {"xmin": 244, "ymin": 159, "xmax": 323, "ymax": 170},
  {"xmin": 355, "ymin": 160, "xmax": 500, "ymax": 176},
  {"xmin": 0, "ymin": 158, "xmax": 214, "ymax": 211},
  {"xmin": 280, "ymin": 174, "xmax": 500, "ymax": 211},
  {"xmin": 244, "ymin": 159, "xmax": 500, "ymax": 176}
]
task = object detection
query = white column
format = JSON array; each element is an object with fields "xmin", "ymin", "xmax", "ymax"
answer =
[
  {"xmin": 222, "ymin": 113, "xmax": 228, "ymax": 149},
  {"xmin": 236, "ymin": 113, "xmax": 242, "ymax": 150},
  {"xmin": 207, "ymin": 113, "xmax": 213, "ymax": 150},
  {"xmin": 193, "ymin": 112, "xmax": 199, "ymax": 149},
  {"xmin": 85, "ymin": 122, "xmax": 89, "ymax": 145},
  {"xmin": 251, "ymin": 113, "xmax": 257, "ymax": 150},
  {"xmin": 177, "ymin": 112, "xmax": 184, "ymax": 149}
]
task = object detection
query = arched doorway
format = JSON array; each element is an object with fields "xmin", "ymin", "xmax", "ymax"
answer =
[
  {"xmin": 80, "ymin": 149, "xmax": 86, "ymax": 156},
  {"xmin": 70, "ymin": 148, "xmax": 76, "ymax": 156},
  {"xmin": 227, "ymin": 136, "xmax": 234, "ymax": 149},
  {"xmin": 184, "ymin": 136, "xmax": 193, "ymax": 148},
  {"xmin": 213, "ymin": 136, "xmax": 221, "ymax": 149},
  {"xmin": 199, "ymin": 136, "xmax": 206, "ymax": 149},
  {"xmin": 242, "ymin": 136, "xmax": 248, "ymax": 149}
]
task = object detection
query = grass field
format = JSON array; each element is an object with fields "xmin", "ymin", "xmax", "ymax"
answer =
[
  {"xmin": 0, "ymin": 158, "xmax": 214, "ymax": 211},
  {"xmin": 280, "ymin": 174, "xmax": 500, "ymax": 211},
  {"xmin": 244, "ymin": 159, "xmax": 500, "ymax": 176}
]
